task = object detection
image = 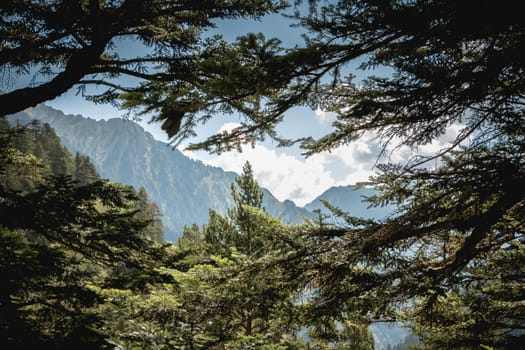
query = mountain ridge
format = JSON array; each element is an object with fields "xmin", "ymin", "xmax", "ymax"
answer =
[
  {"xmin": 11, "ymin": 104, "xmax": 312, "ymax": 241},
  {"xmin": 305, "ymin": 184, "xmax": 394, "ymax": 220}
]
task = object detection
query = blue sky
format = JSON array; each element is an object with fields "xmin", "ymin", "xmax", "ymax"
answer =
[{"xmin": 44, "ymin": 7, "xmax": 460, "ymax": 206}]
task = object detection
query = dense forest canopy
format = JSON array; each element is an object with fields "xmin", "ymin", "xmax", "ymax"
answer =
[
  {"xmin": 272, "ymin": 2, "xmax": 523, "ymax": 348},
  {"xmin": 1, "ymin": 0, "xmax": 525, "ymax": 349}
]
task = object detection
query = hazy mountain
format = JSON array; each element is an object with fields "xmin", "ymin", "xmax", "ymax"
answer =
[
  {"xmin": 305, "ymin": 185, "xmax": 394, "ymax": 220},
  {"xmin": 369, "ymin": 322, "xmax": 414, "ymax": 350},
  {"xmin": 12, "ymin": 104, "xmax": 311, "ymax": 241}
]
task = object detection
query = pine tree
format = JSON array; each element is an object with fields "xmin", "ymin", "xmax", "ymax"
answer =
[
  {"xmin": 132, "ymin": 186, "xmax": 164, "ymax": 243},
  {"xmin": 73, "ymin": 152, "xmax": 99, "ymax": 185},
  {"xmin": 231, "ymin": 161, "xmax": 264, "ymax": 211},
  {"xmin": 228, "ymin": 161, "xmax": 265, "ymax": 257},
  {"xmin": 180, "ymin": 2, "xmax": 524, "ymax": 347},
  {"xmin": 0, "ymin": 0, "xmax": 289, "ymax": 139},
  {"xmin": 35, "ymin": 123, "xmax": 72, "ymax": 176},
  {"xmin": 174, "ymin": 162, "xmax": 306, "ymax": 348}
]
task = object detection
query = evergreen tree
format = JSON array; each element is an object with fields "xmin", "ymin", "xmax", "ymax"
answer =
[
  {"xmin": 73, "ymin": 152, "xmax": 99, "ymax": 185},
  {"xmin": 34, "ymin": 123, "xmax": 72, "ymax": 176},
  {"xmin": 172, "ymin": 162, "xmax": 375, "ymax": 349},
  {"xmin": 174, "ymin": 162, "xmax": 307, "ymax": 348},
  {"xmin": 231, "ymin": 161, "xmax": 264, "ymax": 211},
  {"xmin": 228, "ymin": 161, "xmax": 265, "ymax": 256},
  {"xmin": 4, "ymin": 1, "xmax": 524, "ymax": 347},
  {"xmin": 307, "ymin": 317, "xmax": 374, "ymax": 350},
  {"xmin": 0, "ymin": 0, "xmax": 289, "ymax": 139},
  {"xmin": 410, "ymin": 240, "xmax": 525, "ymax": 349},
  {"xmin": 132, "ymin": 186, "xmax": 164, "ymax": 243},
  {"xmin": 0, "ymin": 119, "xmax": 168, "ymax": 349},
  {"xmin": 1, "ymin": 121, "xmax": 51, "ymax": 191},
  {"xmin": 176, "ymin": 2, "xmax": 525, "ymax": 347},
  {"xmin": 0, "ymin": 176, "xmax": 166, "ymax": 349},
  {"xmin": 202, "ymin": 208, "xmax": 238, "ymax": 256}
]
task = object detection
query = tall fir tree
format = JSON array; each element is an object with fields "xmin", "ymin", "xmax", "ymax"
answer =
[
  {"xmin": 228, "ymin": 161, "xmax": 265, "ymax": 257},
  {"xmin": 133, "ymin": 186, "xmax": 164, "ymax": 243}
]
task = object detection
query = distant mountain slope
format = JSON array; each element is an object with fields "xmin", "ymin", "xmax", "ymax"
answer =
[
  {"xmin": 12, "ymin": 104, "xmax": 311, "ymax": 241},
  {"xmin": 305, "ymin": 185, "xmax": 393, "ymax": 220}
]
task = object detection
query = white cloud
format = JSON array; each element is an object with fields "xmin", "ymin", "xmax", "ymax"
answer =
[
  {"xmin": 205, "ymin": 144, "xmax": 338, "ymax": 206},
  {"xmin": 314, "ymin": 107, "xmax": 337, "ymax": 124},
  {"xmin": 218, "ymin": 122, "xmax": 242, "ymax": 133},
  {"xmin": 378, "ymin": 122, "xmax": 466, "ymax": 165},
  {"xmin": 176, "ymin": 144, "xmax": 199, "ymax": 161},
  {"xmin": 193, "ymin": 122, "xmax": 465, "ymax": 207},
  {"xmin": 318, "ymin": 133, "xmax": 380, "ymax": 185},
  {"xmin": 418, "ymin": 122, "xmax": 465, "ymax": 155}
]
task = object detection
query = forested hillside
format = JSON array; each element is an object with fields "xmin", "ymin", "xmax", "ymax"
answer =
[
  {"xmin": 12, "ymin": 104, "xmax": 311, "ymax": 241},
  {"xmin": 0, "ymin": 118, "xmax": 168, "ymax": 348},
  {"xmin": 7, "ymin": 110, "xmax": 413, "ymax": 348}
]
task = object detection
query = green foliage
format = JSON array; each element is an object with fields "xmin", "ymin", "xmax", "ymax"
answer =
[
  {"xmin": 74, "ymin": 152, "xmax": 99, "ymax": 186},
  {"xmin": 4, "ymin": 1, "xmax": 524, "ymax": 348},
  {"xmin": 141, "ymin": 1, "xmax": 525, "ymax": 346},
  {"xmin": 410, "ymin": 240, "xmax": 525, "ymax": 349},
  {"xmin": 0, "ymin": 119, "xmax": 168, "ymax": 349},
  {"xmin": 1, "ymin": 136, "xmax": 317, "ymax": 349},
  {"xmin": 132, "ymin": 187, "xmax": 164, "ymax": 243},
  {"xmin": 186, "ymin": 2, "xmax": 524, "ymax": 348},
  {"xmin": 175, "ymin": 162, "xmax": 375, "ymax": 348},
  {"xmin": 0, "ymin": 0, "xmax": 289, "ymax": 137},
  {"xmin": 307, "ymin": 318, "xmax": 374, "ymax": 350},
  {"xmin": 0, "ymin": 180, "xmax": 156, "ymax": 349},
  {"xmin": 0, "ymin": 120, "xmax": 73, "ymax": 191},
  {"xmin": 174, "ymin": 163, "xmax": 304, "ymax": 348},
  {"xmin": 232, "ymin": 162, "xmax": 264, "ymax": 212},
  {"xmin": 20, "ymin": 104, "xmax": 313, "ymax": 240}
]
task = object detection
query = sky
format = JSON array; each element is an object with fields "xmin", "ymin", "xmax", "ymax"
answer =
[{"xmin": 43, "ymin": 6, "xmax": 461, "ymax": 207}]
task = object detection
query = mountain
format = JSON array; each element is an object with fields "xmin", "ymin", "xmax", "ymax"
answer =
[
  {"xmin": 11, "ymin": 104, "xmax": 311, "ymax": 242},
  {"xmin": 305, "ymin": 185, "xmax": 394, "ymax": 220},
  {"xmin": 8, "ymin": 104, "xmax": 410, "ymax": 348},
  {"xmin": 369, "ymin": 322, "xmax": 414, "ymax": 350}
]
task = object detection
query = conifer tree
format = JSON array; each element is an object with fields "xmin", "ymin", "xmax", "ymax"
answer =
[
  {"xmin": 182, "ymin": 2, "xmax": 523, "ymax": 347},
  {"xmin": 231, "ymin": 161, "xmax": 264, "ymax": 211},
  {"xmin": 227, "ymin": 4, "xmax": 525, "ymax": 340},
  {"xmin": 0, "ymin": 0, "xmax": 289, "ymax": 139},
  {"xmin": 0, "ymin": 120, "xmax": 167, "ymax": 349},
  {"xmin": 133, "ymin": 186, "xmax": 164, "ymax": 243},
  {"xmin": 176, "ymin": 162, "xmax": 306, "ymax": 348},
  {"xmin": 228, "ymin": 161, "xmax": 265, "ymax": 257},
  {"xmin": 73, "ymin": 152, "xmax": 99, "ymax": 185}
]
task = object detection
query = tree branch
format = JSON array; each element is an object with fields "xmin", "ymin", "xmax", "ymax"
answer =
[{"xmin": 0, "ymin": 38, "xmax": 110, "ymax": 116}]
